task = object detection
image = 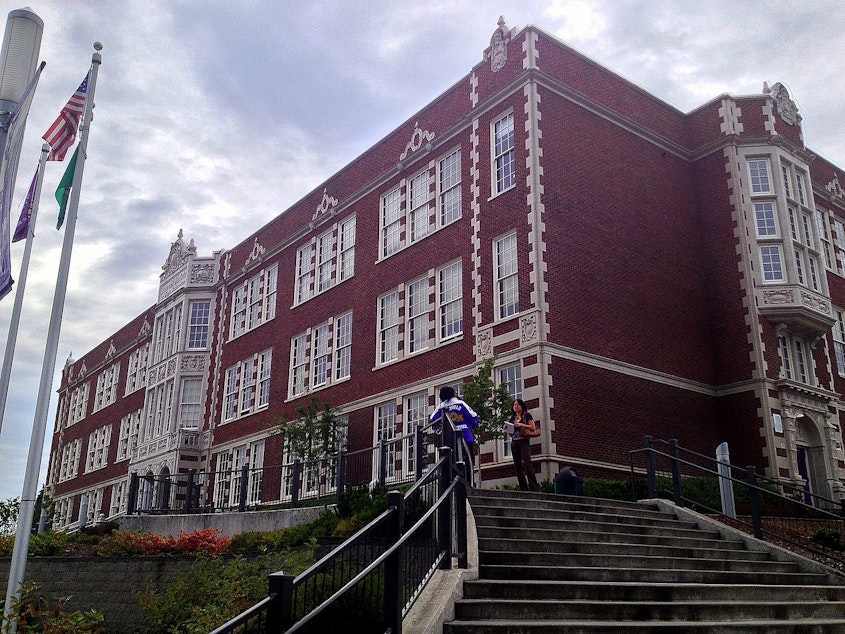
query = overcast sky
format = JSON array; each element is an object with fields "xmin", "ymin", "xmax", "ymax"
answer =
[{"xmin": 1, "ymin": 0, "xmax": 844, "ymax": 501}]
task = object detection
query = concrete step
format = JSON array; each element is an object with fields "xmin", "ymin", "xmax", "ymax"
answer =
[
  {"xmin": 443, "ymin": 618, "xmax": 845, "ymax": 632},
  {"xmin": 478, "ymin": 550, "xmax": 791, "ymax": 571},
  {"xmin": 476, "ymin": 518, "xmax": 724, "ymax": 541},
  {"xmin": 485, "ymin": 537, "xmax": 760, "ymax": 559}
]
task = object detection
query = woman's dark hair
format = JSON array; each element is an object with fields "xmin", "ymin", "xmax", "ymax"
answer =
[
  {"xmin": 512, "ymin": 398, "xmax": 530, "ymax": 416},
  {"xmin": 439, "ymin": 386, "xmax": 456, "ymax": 402}
]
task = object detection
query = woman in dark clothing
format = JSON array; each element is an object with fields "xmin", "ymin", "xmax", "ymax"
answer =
[{"xmin": 508, "ymin": 398, "xmax": 540, "ymax": 492}]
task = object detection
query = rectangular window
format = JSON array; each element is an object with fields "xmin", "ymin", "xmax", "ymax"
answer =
[
  {"xmin": 439, "ymin": 150, "xmax": 461, "ymax": 225},
  {"xmin": 816, "ymin": 209, "xmax": 834, "ymax": 270},
  {"xmin": 404, "ymin": 392, "xmax": 428, "ymax": 478},
  {"xmin": 291, "ymin": 333, "xmax": 308, "ymax": 397},
  {"xmin": 188, "ymin": 301, "xmax": 210, "ymax": 349},
  {"xmin": 495, "ymin": 232, "xmax": 519, "ymax": 318},
  {"xmin": 748, "ymin": 159, "xmax": 771, "ymax": 193},
  {"xmin": 116, "ymin": 410, "xmax": 140, "ymax": 462},
  {"xmin": 796, "ymin": 171, "xmax": 807, "ymax": 206},
  {"xmin": 498, "ymin": 363, "xmax": 523, "ymax": 458},
  {"xmin": 409, "ymin": 170, "xmax": 430, "ymax": 243},
  {"xmin": 760, "ymin": 246, "xmax": 784, "ymax": 281},
  {"xmin": 59, "ymin": 438, "xmax": 82, "ymax": 482},
  {"xmin": 312, "ymin": 322, "xmax": 330, "ymax": 387},
  {"xmin": 794, "ymin": 250, "xmax": 805, "ymax": 285},
  {"xmin": 85, "ymin": 425, "xmax": 111, "ymax": 472},
  {"xmin": 94, "ymin": 362, "xmax": 120, "ymax": 412},
  {"xmin": 317, "ymin": 231, "xmax": 334, "ymax": 292},
  {"xmin": 787, "ymin": 206, "xmax": 798, "ymax": 241},
  {"xmin": 111, "ymin": 480, "xmax": 127, "ymax": 517},
  {"xmin": 379, "ymin": 290, "xmax": 400, "ymax": 364},
  {"xmin": 68, "ymin": 383, "xmax": 90, "ymax": 426},
  {"xmin": 407, "ymin": 277, "xmax": 430, "ymax": 354},
  {"xmin": 339, "ymin": 216, "xmax": 356, "ymax": 281},
  {"xmin": 296, "ymin": 243, "xmax": 314, "ymax": 304},
  {"xmin": 335, "ymin": 312, "xmax": 352, "ymax": 381},
  {"xmin": 438, "ymin": 261, "xmax": 463, "ymax": 339},
  {"xmin": 375, "ymin": 401, "xmax": 398, "ymax": 480},
  {"xmin": 801, "ymin": 213, "xmax": 813, "ymax": 247},
  {"xmin": 381, "ymin": 188, "xmax": 402, "ymax": 258},
  {"xmin": 223, "ymin": 350, "xmax": 273, "ymax": 422},
  {"xmin": 834, "ymin": 309, "xmax": 845, "ymax": 377},
  {"xmin": 231, "ymin": 264, "xmax": 278, "ymax": 339},
  {"xmin": 258, "ymin": 350, "xmax": 272, "ymax": 408},
  {"xmin": 493, "ymin": 112, "xmax": 516, "ymax": 194},
  {"xmin": 808, "ymin": 257, "xmax": 820, "ymax": 292},
  {"xmin": 753, "ymin": 202, "xmax": 777, "ymax": 237},
  {"xmin": 223, "ymin": 366, "xmax": 238, "ymax": 421},
  {"xmin": 180, "ymin": 378, "xmax": 203, "ymax": 429},
  {"xmin": 781, "ymin": 164, "xmax": 793, "ymax": 199},
  {"xmin": 125, "ymin": 343, "xmax": 149, "ymax": 395}
]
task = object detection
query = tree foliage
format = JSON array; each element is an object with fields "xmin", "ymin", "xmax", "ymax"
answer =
[
  {"xmin": 460, "ymin": 357, "xmax": 514, "ymax": 445},
  {"xmin": 277, "ymin": 396, "xmax": 347, "ymax": 462}
]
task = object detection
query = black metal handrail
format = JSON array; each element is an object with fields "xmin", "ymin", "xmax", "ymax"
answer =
[
  {"xmin": 209, "ymin": 446, "xmax": 469, "ymax": 634},
  {"xmin": 630, "ymin": 436, "xmax": 845, "ymax": 571}
]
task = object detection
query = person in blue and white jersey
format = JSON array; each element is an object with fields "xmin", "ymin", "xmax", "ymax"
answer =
[{"xmin": 429, "ymin": 386, "xmax": 479, "ymax": 478}]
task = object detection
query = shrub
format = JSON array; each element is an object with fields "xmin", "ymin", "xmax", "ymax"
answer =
[
  {"xmin": 812, "ymin": 527, "xmax": 845, "ymax": 551},
  {"xmin": 4, "ymin": 581, "xmax": 105, "ymax": 633},
  {"xmin": 28, "ymin": 531, "xmax": 73, "ymax": 557},
  {"xmin": 0, "ymin": 535, "xmax": 13, "ymax": 557}
]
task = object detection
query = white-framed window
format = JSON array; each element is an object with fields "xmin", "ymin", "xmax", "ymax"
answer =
[
  {"xmin": 295, "ymin": 216, "xmax": 356, "ymax": 304},
  {"xmin": 84, "ymin": 488, "xmax": 104, "ymax": 525},
  {"xmin": 125, "ymin": 343, "xmax": 149, "ymax": 395},
  {"xmin": 779, "ymin": 332, "xmax": 814, "ymax": 384},
  {"xmin": 407, "ymin": 277, "xmax": 430, "ymax": 354},
  {"xmin": 497, "ymin": 362, "xmax": 523, "ymax": 458},
  {"xmin": 58, "ymin": 438, "xmax": 82, "ymax": 482},
  {"xmin": 760, "ymin": 245, "xmax": 784, "ymax": 282},
  {"xmin": 93, "ymin": 362, "xmax": 120, "ymax": 412},
  {"xmin": 439, "ymin": 149, "xmax": 462, "ymax": 225},
  {"xmin": 374, "ymin": 401, "xmax": 398, "ymax": 481},
  {"xmin": 110, "ymin": 479, "xmax": 128, "ymax": 517},
  {"xmin": 409, "ymin": 170, "xmax": 430, "ymax": 243},
  {"xmin": 753, "ymin": 202, "xmax": 778, "ymax": 237},
  {"xmin": 794, "ymin": 249, "xmax": 806, "ymax": 286},
  {"xmin": 213, "ymin": 451, "xmax": 232, "ymax": 508},
  {"xmin": 796, "ymin": 170, "xmax": 807, "ymax": 206},
  {"xmin": 405, "ymin": 391, "xmax": 429, "ymax": 478},
  {"xmin": 492, "ymin": 111, "xmax": 515, "ymax": 194},
  {"xmin": 378, "ymin": 290, "xmax": 400, "ymax": 364},
  {"xmin": 188, "ymin": 300, "xmax": 211, "ymax": 349},
  {"xmin": 312, "ymin": 322, "xmax": 331, "ymax": 387},
  {"xmin": 179, "ymin": 377, "xmax": 203, "ymax": 429},
  {"xmin": 85, "ymin": 425, "xmax": 112, "ymax": 472},
  {"xmin": 816, "ymin": 209, "xmax": 834, "ymax": 270},
  {"xmin": 438, "ymin": 260, "xmax": 463, "ymax": 339},
  {"xmin": 222, "ymin": 349, "xmax": 273, "ymax": 422},
  {"xmin": 339, "ymin": 216, "xmax": 356, "ymax": 282},
  {"xmin": 116, "ymin": 409, "xmax": 141, "ymax": 461},
  {"xmin": 289, "ymin": 314, "xmax": 352, "ymax": 398},
  {"xmin": 152, "ymin": 303, "xmax": 183, "ymax": 364},
  {"xmin": 781, "ymin": 164, "xmax": 793, "ymax": 200},
  {"xmin": 834, "ymin": 308, "xmax": 845, "ymax": 378},
  {"xmin": 381, "ymin": 188, "xmax": 403, "ymax": 258},
  {"xmin": 834, "ymin": 219, "xmax": 845, "ymax": 275},
  {"xmin": 230, "ymin": 264, "xmax": 278, "ymax": 339},
  {"xmin": 143, "ymin": 379, "xmax": 175, "ymax": 439},
  {"xmin": 334, "ymin": 312, "xmax": 353, "ymax": 381},
  {"xmin": 68, "ymin": 383, "xmax": 89, "ymax": 426},
  {"xmin": 220, "ymin": 443, "xmax": 265, "ymax": 508},
  {"xmin": 748, "ymin": 158, "xmax": 771, "ymax": 193},
  {"xmin": 495, "ymin": 232, "xmax": 519, "ymax": 318}
]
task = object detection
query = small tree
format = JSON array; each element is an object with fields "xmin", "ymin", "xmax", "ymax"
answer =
[
  {"xmin": 461, "ymin": 357, "xmax": 513, "ymax": 445},
  {"xmin": 277, "ymin": 396, "xmax": 347, "ymax": 462},
  {"xmin": 0, "ymin": 497, "xmax": 19, "ymax": 536}
]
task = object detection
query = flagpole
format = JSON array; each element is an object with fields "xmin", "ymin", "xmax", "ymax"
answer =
[
  {"xmin": 0, "ymin": 145, "xmax": 49, "ymax": 442},
  {"xmin": 3, "ymin": 44, "xmax": 101, "ymax": 633}
]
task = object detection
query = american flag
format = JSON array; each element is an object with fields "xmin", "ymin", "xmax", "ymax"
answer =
[{"xmin": 42, "ymin": 73, "xmax": 89, "ymax": 161}]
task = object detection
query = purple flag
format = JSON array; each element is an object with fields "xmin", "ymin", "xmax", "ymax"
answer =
[{"xmin": 12, "ymin": 166, "xmax": 38, "ymax": 243}]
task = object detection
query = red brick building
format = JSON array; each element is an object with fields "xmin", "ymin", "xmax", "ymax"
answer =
[{"xmin": 45, "ymin": 19, "xmax": 845, "ymax": 526}]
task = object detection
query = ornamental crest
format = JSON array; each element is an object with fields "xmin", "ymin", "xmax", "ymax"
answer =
[
  {"xmin": 763, "ymin": 81, "xmax": 801, "ymax": 126},
  {"xmin": 162, "ymin": 229, "xmax": 196, "ymax": 274},
  {"xmin": 826, "ymin": 174, "xmax": 845, "ymax": 199},
  {"xmin": 399, "ymin": 122, "xmax": 435, "ymax": 161},
  {"xmin": 313, "ymin": 188, "xmax": 338, "ymax": 220},
  {"xmin": 488, "ymin": 16, "xmax": 510, "ymax": 73}
]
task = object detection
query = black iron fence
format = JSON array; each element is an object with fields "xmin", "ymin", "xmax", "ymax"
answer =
[
  {"xmin": 209, "ymin": 446, "xmax": 469, "ymax": 634},
  {"xmin": 630, "ymin": 436, "xmax": 845, "ymax": 570},
  {"xmin": 126, "ymin": 423, "xmax": 454, "ymax": 516}
]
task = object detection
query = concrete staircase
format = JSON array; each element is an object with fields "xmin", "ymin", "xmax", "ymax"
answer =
[{"xmin": 443, "ymin": 488, "xmax": 845, "ymax": 633}]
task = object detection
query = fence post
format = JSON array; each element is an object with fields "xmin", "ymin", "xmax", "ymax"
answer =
[
  {"xmin": 644, "ymin": 436, "xmax": 657, "ymax": 499},
  {"xmin": 379, "ymin": 440, "xmax": 387, "ymax": 489},
  {"xmin": 415, "ymin": 423, "xmax": 425, "ymax": 481},
  {"xmin": 267, "ymin": 571, "xmax": 295, "ymax": 632},
  {"xmin": 456, "ymin": 461, "xmax": 468, "ymax": 569},
  {"xmin": 238, "ymin": 465, "xmax": 249, "ymax": 512},
  {"xmin": 336, "ymin": 451, "xmax": 347, "ymax": 505},
  {"xmin": 291, "ymin": 459, "xmax": 302, "ymax": 508},
  {"xmin": 746, "ymin": 466, "xmax": 763, "ymax": 538},
  {"xmin": 185, "ymin": 470, "xmax": 195, "ymax": 513},
  {"xmin": 438, "ymin": 447, "xmax": 453, "ymax": 570},
  {"xmin": 161, "ymin": 475, "xmax": 172, "ymax": 511},
  {"xmin": 384, "ymin": 490, "xmax": 404, "ymax": 634},
  {"xmin": 127, "ymin": 472, "xmax": 139, "ymax": 515},
  {"xmin": 669, "ymin": 439, "xmax": 683, "ymax": 507}
]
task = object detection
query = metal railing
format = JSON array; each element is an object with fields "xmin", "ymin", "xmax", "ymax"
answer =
[
  {"xmin": 126, "ymin": 423, "xmax": 448, "ymax": 516},
  {"xmin": 209, "ymin": 446, "xmax": 469, "ymax": 634},
  {"xmin": 630, "ymin": 436, "xmax": 845, "ymax": 571}
]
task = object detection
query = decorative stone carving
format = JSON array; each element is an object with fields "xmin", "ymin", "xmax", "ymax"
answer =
[
  {"xmin": 762, "ymin": 288, "xmax": 794, "ymax": 305},
  {"xmin": 800, "ymin": 290, "xmax": 831, "ymax": 314},
  {"xmin": 488, "ymin": 16, "xmax": 510, "ymax": 73},
  {"xmin": 763, "ymin": 81, "xmax": 801, "ymax": 126},
  {"xmin": 477, "ymin": 328, "xmax": 493, "ymax": 359},
  {"xmin": 79, "ymin": 361, "xmax": 87, "ymax": 377},
  {"xmin": 313, "ymin": 188, "xmax": 338, "ymax": 220},
  {"xmin": 191, "ymin": 262, "xmax": 214, "ymax": 284},
  {"xmin": 162, "ymin": 229, "xmax": 196, "ymax": 274},
  {"xmin": 180, "ymin": 354, "xmax": 206, "ymax": 374},
  {"xmin": 520, "ymin": 313, "xmax": 538, "ymax": 344},
  {"xmin": 245, "ymin": 238, "xmax": 266, "ymax": 267},
  {"xmin": 105, "ymin": 340, "xmax": 116, "ymax": 360},
  {"xmin": 826, "ymin": 174, "xmax": 845, "ymax": 199},
  {"xmin": 399, "ymin": 122, "xmax": 435, "ymax": 161},
  {"xmin": 137, "ymin": 318, "xmax": 152, "ymax": 340}
]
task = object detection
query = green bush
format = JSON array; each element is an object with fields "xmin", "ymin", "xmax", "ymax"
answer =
[
  {"xmin": 28, "ymin": 531, "xmax": 73, "ymax": 556},
  {"xmin": 812, "ymin": 527, "xmax": 845, "ymax": 551},
  {"xmin": 3, "ymin": 581, "xmax": 105, "ymax": 633}
]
